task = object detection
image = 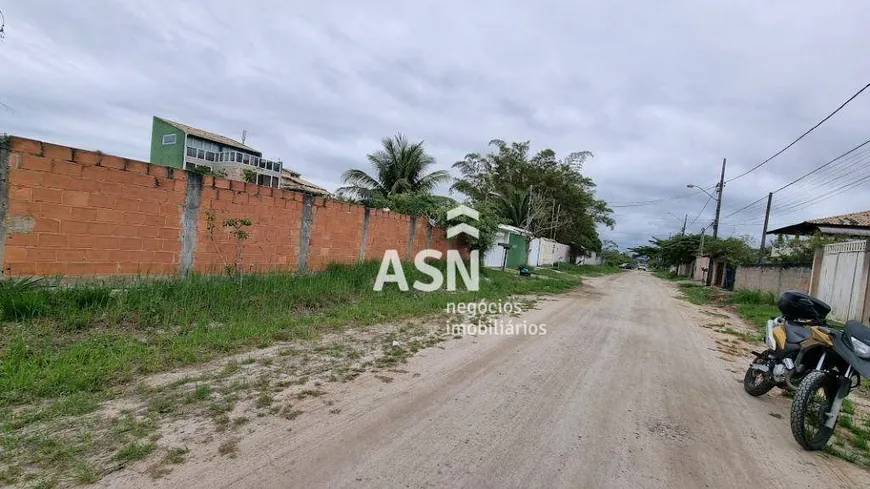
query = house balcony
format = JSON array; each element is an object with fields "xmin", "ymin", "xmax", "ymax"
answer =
[{"xmin": 185, "ymin": 147, "xmax": 282, "ymax": 175}]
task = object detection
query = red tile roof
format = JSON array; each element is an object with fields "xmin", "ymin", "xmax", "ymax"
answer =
[{"xmin": 767, "ymin": 210, "xmax": 870, "ymax": 235}]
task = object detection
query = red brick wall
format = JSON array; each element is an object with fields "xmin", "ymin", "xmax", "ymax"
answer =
[
  {"xmin": 4, "ymin": 138, "xmax": 183, "ymax": 276},
  {"xmin": 193, "ymin": 180, "xmax": 305, "ymax": 274},
  {"xmin": 1, "ymin": 137, "xmax": 464, "ymax": 277},
  {"xmin": 364, "ymin": 209, "xmax": 412, "ymax": 261},
  {"xmin": 307, "ymin": 200, "xmax": 366, "ymax": 271}
]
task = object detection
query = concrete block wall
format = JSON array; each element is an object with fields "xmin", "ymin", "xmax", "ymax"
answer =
[
  {"xmin": 0, "ymin": 136, "xmax": 460, "ymax": 277},
  {"xmin": 734, "ymin": 264, "xmax": 812, "ymax": 295}
]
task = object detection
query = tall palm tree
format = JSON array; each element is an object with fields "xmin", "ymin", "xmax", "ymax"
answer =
[{"xmin": 338, "ymin": 134, "xmax": 450, "ymax": 200}]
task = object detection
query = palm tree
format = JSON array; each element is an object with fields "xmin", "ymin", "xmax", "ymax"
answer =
[{"xmin": 338, "ymin": 134, "xmax": 450, "ymax": 200}]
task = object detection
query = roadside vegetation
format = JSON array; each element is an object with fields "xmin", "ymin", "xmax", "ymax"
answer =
[
  {"xmin": 672, "ymin": 284, "xmax": 777, "ymax": 332},
  {"xmin": 0, "ymin": 262, "xmax": 610, "ymax": 486},
  {"xmin": 665, "ymin": 280, "xmax": 870, "ymax": 466},
  {"xmin": 651, "ymin": 270, "xmax": 684, "ymax": 281}
]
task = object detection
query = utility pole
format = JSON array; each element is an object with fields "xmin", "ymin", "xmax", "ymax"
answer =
[
  {"xmin": 681, "ymin": 214, "xmax": 687, "ymax": 235},
  {"xmin": 707, "ymin": 158, "xmax": 727, "ymax": 286},
  {"xmin": 758, "ymin": 192, "xmax": 773, "ymax": 263},
  {"xmin": 698, "ymin": 226, "xmax": 706, "ymax": 283},
  {"xmin": 712, "ymin": 158, "xmax": 726, "ymax": 240}
]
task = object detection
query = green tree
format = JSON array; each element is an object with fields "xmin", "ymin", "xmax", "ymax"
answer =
[
  {"xmin": 338, "ymin": 134, "xmax": 450, "ymax": 201},
  {"xmin": 630, "ymin": 233, "xmax": 759, "ymax": 268},
  {"xmin": 451, "ymin": 139, "xmax": 612, "ymax": 254},
  {"xmin": 600, "ymin": 242, "xmax": 633, "ymax": 264},
  {"xmin": 367, "ymin": 192, "xmax": 500, "ymax": 252},
  {"xmin": 769, "ymin": 233, "xmax": 837, "ymax": 263},
  {"xmin": 706, "ymin": 235, "xmax": 758, "ymax": 265}
]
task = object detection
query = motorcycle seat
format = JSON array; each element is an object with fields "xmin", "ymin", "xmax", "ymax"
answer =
[
  {"xmin": 785, "ymin": 322, "xmax": 812, "ymax": 344},
  {"xmin": 845, "ymin": 320, "xmax": 870, "ymax": 344}
]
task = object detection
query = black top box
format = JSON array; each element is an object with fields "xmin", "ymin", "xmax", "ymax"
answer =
[{"xmin": 777, "ymin": 291, "xmax": 831, "ymax": 323}]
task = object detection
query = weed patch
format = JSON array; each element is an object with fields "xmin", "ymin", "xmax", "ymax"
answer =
[{"xmin": 1, "ymin": 262, "xmax": 589, "ymax": 408}]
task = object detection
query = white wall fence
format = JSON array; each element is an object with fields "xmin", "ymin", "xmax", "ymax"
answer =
[
  {"xmin": 528, "ymin": 238, "xmax": 571, "ymax": 267},
  {"xmin": 810, "ymin": 240, "xmax": 870, "ymax": 323},
  {"xmin": 577, "ymin": 251, "xmax": 604, "ymax": 266}
]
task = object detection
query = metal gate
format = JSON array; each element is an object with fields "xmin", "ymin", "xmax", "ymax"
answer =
[{"xmin": 816, "ymin": 240, "xmax": 869, "ymax": 322}]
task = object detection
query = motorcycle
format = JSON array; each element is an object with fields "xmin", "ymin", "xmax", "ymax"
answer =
[
  {"xmin": 790, "ymin": 319, "xmax": 870, "ymax": 450},
  {"xmin": 743, "ymin": 291, "xmax": 833, "ymax": 396}
]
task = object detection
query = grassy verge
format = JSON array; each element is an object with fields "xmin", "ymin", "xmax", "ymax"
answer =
[
  {"xmin": 0, "ymin": 261, "xmax": 604, "ymax": 485},
  {"xmin": 677, "ymin": 283, "xmax": 712, "ymax": 305},
  {"xmin": 530, "ymin": 263, "xmax": 622, "ymax": 278},
  {"xmin": 0, "ymin": 261, "xmax": 593, "ymax": 408},
  {"xmin": 826, "ymin": 399, "xmax": 870, "ymax": 466},
  {"xmin": 652, "ymin": 270, "xmax": 686, "ymax": 281},
  {"xmin": 670, "ymin": 284, "xmax": 870, "ymax": 465},
  {"xmin": 674, "ymin": 284, "xmax": 778, "ymax": 333}
]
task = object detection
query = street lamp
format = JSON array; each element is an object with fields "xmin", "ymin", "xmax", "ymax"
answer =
[
  {"xmin": 687, "ymin": 180, "xmax": 725, "ymax": 286},
  {"xmin": 686, "ymin": 184, "xmax": 717, "ymax": 200}
]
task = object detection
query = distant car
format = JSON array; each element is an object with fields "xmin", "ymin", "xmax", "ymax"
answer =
[
  {"xmin": 637, "ymin": 265, "xmax": 648, "ymax": 271},
  {"xmin": 619, "ymin": 263, "xmax": 634, "ymax": 270}
]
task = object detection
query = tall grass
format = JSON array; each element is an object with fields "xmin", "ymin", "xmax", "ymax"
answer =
[
  {"xmin": 729, "ymin": 288, "xmax": 778, "ymax": 329},
  {"xmin": 547, "ymin": 263, "xmax": 622, "ymax": 276},
  {"xmin": 731, "ymin": 288, "xmax": 777, "ymax": 306},
  {"xmin": 0, "ymin": 262, "xmax": 587, "ymax": 406},
  {"xmin": 678, "ymin": 283, "xmax": 712, "ymax": 304}
]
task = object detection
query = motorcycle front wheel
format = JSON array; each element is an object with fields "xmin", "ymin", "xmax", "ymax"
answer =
[
  {"xmin": 743, "ymin": 355, "xmax": 775, "ymax": 396},
  {"xmin": 790, "ymin": 370, "xmax": 838, "ymax": 450}
]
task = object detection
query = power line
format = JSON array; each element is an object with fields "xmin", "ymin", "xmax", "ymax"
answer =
[
  {"xmin": 773, "ymin": 172, "xmax": 870, "ymax": 217},
  {"xmin": 770, "ymin": 137, "xmax": 870, "ymax": 194},
  {"xmin": 609, "ymin": 185, "xmax": 716, "ymax": 208},
  {"xmin": 723, "ymin": 195, "xmax": 768, "ymax": 220},
  {"xmin": 723, "ymin": 136, "xmax": 870, "ymax": 220},
  {"xmin": 688, "ymin": 194, "xmax": 713, "ymax": 227},
  {"xmin": 726, "ymin": 82, "xmax": 870, "ymax": 183}
]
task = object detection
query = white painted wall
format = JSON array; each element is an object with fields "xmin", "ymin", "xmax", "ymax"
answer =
[
  {"xmin": 816, "ymin": 240, "xmax": 870, "ymax": 322},
  {"xmin": 577, "ymin": 252, "xmax": 603, "ymax": 265},
  {"xmin": 528, "ymin": 238, "xmax": 541, "ymax": 267},
  {"xmin": 484, "ymin": 230, "xmax": 510, "ymax": 268},
  {"xmin": 554, "ymin": 242, "xmax": 571, "ymax": 263},
  {"xmin": 529, "ymin": 238, "xmax": 571, "ymax": 266}
]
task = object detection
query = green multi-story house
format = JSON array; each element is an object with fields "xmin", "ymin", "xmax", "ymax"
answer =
[{"xmin": 149, "ymin": 116, "xmax": 283, "ymax": 187}]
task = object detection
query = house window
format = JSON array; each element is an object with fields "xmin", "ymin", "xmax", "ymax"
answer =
[
  {"xmin": 197, "ymin": 149, "xmax": 205, "ymax": 159},
  {"xmin": 205, "ymin": 151, "xmax": 216, "ymax": 162},
  {"xmin": 162, "ymin": 134, "xmax": 177, "ymax": 145},
  {"xmin": 186, "ymin": 147, "xmax": 197, "ymax": 157}
]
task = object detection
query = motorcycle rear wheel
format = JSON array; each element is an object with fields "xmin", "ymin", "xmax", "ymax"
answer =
[
  {"xmin": 743, "ymin": 356, "xmax": 775, "ymax": 396},
  {"xmin": 790, "ymin": 370, "xmax": 837, "ymax": 450}
]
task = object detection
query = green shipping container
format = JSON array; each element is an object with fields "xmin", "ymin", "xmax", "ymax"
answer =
[{"xmin": 505, "ymin": 232, "xmax": 529, "ymax": 268}]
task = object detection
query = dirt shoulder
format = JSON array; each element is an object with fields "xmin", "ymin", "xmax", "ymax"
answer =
[
  {"xmin": 666, "ymin": 278, "xmax": 870, "ymax": 467},
  {"xmin": 99, "ymin": 272, "xmax": 868, "ymax": 488}
]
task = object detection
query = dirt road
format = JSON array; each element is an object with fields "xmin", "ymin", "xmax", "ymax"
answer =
[{"xmin": 105, "ymin": 272, "xmax": 868, "ymax": 488}]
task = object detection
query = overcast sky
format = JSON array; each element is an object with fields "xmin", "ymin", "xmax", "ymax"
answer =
[{"xmin": 2, "ymin": 1, "xmax": 870, "ymax": 250}]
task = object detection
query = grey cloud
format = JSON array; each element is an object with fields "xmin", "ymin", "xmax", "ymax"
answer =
[{"xmin": 2, "ymin": 0, "xmax": 870, "ymax": 252}]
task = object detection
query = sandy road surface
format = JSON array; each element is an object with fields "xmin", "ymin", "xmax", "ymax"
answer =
[{"xmin": 105, "ymin": 272, "xmax": 868, "ymax": 488}]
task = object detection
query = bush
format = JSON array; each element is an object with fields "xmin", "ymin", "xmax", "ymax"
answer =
[
  {"xmin": 731, "ymin": 289, "xmax": 776, "ymax": 306},
  {"xmin": 0, "ymin": 277, "xmax": 49, "ymax": 321}
]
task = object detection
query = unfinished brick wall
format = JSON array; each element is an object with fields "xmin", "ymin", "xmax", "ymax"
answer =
[{"xmin": 0, "ymin": 136, "xmax": 461, "ymax": 277}]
